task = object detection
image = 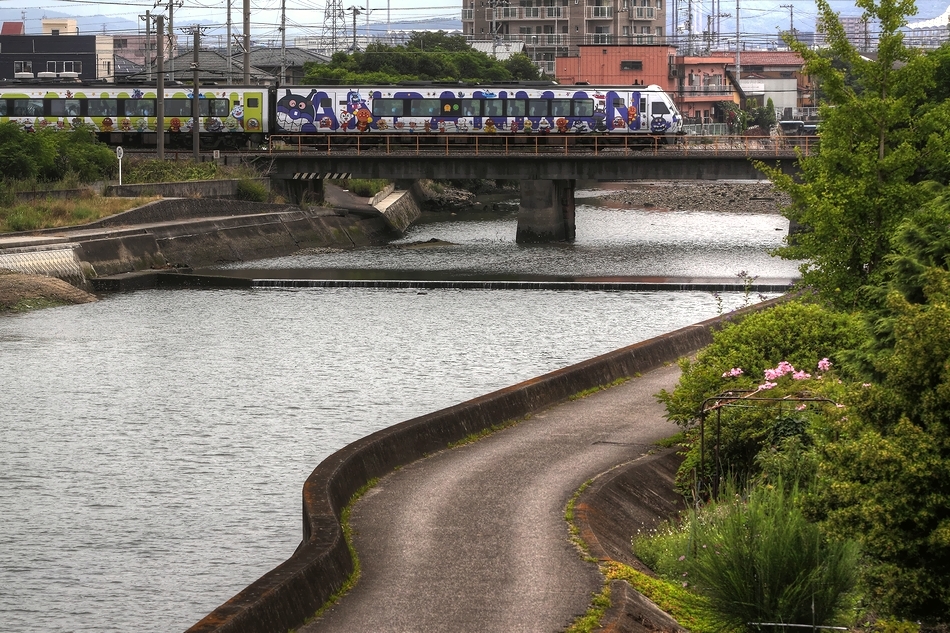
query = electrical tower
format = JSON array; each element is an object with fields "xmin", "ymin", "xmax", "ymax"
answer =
[{"xmin": 323, "ymin": 0, "xmax": 348, "ymax": 55}]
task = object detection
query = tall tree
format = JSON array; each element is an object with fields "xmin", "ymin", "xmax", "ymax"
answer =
[{"xmin": 762, "ymin": 0, "xmax": 950, "ymax": 309}]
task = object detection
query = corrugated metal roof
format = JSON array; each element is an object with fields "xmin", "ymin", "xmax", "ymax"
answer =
[{"xmin": 245, "ymin": 46, "xmax": 329, "ymax": 67}]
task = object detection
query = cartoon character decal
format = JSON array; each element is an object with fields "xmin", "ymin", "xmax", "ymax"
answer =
[
  {"xmin": 169, "ymin": 117, "xmax": 182, "ymax": 132},
  {"xmin": 650, "ymin": 115, "xmax": 671, "ymax": 133},
  {"xmin": 355, "ymin": 108, "xmax": 373, "ymax": 132},
  {"xmin": 555, "ymin": 117, "xmax": 569, "ymax": 133},
  {"xmin": 276, "ymin": 88, "xmax": 331, "ymax": 133},
  {"xmin": 101, "ymin": 117, "xmax": 114, "ymax": 132}
]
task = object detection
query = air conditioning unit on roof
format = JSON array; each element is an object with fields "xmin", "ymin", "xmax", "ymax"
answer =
[
  {"xmin": 14, "ymin": 72, "xmax": 35, "ymax": 79},
  {"xmin": 59, "ymin": 71, "xmax": 79, "ymax": 79},
  {"xmin": 37, "ymin": 71, "xmax": 57, "ymax": 79}
]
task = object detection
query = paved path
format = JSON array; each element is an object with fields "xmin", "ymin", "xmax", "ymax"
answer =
[{"xmin": 300, "ymin": 363, "xmax": 682, "ymax": 633}]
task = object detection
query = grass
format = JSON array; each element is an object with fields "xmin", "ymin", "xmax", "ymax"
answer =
[
  {"xmin": 6, "ymin": 298, "xmax": 71, "ymax": 313},
  {"xmin": 568, "ymin": 377, "xmax": 630, "ymax": 401},
  {"xmin": 0, "ymin": 194, "xmax": 159, "ymax": 233},
  {"xmin": 297, "ymin": 477, "xmax": 379, "ymax": 629}
]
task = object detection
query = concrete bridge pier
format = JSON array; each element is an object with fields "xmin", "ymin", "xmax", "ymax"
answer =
[{"xmin": 516, "ymin": 179, "xmax": 576, "ymax": 243}]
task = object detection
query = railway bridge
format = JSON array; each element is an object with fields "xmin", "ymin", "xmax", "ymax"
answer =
[{"xmin": 250, "ymin": 134, "xmax": 814, "ymax": 242}]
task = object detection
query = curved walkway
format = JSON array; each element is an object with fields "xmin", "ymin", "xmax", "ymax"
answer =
[{"xmin": 299, "ymin": 362, "xmax": 682, "ymax": 633}]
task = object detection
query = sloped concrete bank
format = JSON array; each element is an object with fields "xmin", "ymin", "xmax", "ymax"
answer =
[
  {"xmin": 186, "ymin": 298, "xmax": 783, "ymax": 633},
  {"xmin": 0, "ymin": 199, "xmax": 393, "ymax": 281}
]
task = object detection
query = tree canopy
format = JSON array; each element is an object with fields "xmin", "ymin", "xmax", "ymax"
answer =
[
  {"xmin": 302, "ymin": 31, "xmax": 541, "ymax": 84},
  {"xmin": 761, "ymin": 0, "xmax": 950, "ymax": 310}
]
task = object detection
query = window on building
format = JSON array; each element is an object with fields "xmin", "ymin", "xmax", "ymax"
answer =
[
  {"xmin": 620, "ymin": 60, "xmax": 643, "ymax": 70},
  {"xmin": 13, "ymin": 61, "xmax": 32, "ymax": 73},
  {"xmin": 115, "ymin": 39, "xmax": 128, "ymax": 48}
]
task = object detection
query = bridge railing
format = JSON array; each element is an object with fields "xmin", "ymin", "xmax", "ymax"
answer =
[{"xmin": 266, "ymin": 133, "xmax": 817, "ymax": 158}]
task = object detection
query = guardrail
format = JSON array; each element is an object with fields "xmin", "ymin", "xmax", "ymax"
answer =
[{"xmin": 267, "ymin": 133, "xmax": 818, "ymax": 158}]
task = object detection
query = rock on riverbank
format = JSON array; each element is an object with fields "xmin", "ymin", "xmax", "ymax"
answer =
[
  {"xmin": 0, "ymin": 269, "xmax": 97, "ymax": 313},
  {"xmin": 598, "ymin": 181, "xmax": 791, "ymax": 214}
]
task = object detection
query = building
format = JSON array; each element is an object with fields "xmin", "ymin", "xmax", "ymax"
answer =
[
  {"xmin": 462, "ymin": 0, "xmax": 667, "ymax": 75},
  {"xmin": 728, "ymin": 50, "xmax": 814, "ymax": 117},
  {"xmin": 245, "ymin": 47, "xmax": 330, "ymax": 85},
  {"xmin": 0, "ymin": 19, "xmax": 114, "ymax": 82}
]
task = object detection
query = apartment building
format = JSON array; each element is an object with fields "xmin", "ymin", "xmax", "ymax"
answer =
[{"xmin": 461, "ymin": 0, "xmax": 666, "ymax": 74}]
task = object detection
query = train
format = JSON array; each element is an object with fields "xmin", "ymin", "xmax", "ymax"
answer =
[{"xmin": 0, "ymin": 82, "xmax": 683, "ymax": 149}]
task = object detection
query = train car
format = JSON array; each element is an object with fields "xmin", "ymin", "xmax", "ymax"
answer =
[
  {"xmin": 270, "ymin": 83, "xmax": 683, "ymax": 138},
  {"xmin": 0, "ymin": 83, "xmax": 269, "ymax": 149}
]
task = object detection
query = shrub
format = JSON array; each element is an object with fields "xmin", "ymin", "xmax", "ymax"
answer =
[
  {"xmin": 234, "ymin": 179, "xmax": 269, "ymax": 202},
  {"xmin": 634, "ymin": 481, "xmax": 859, "ymax": 632}
]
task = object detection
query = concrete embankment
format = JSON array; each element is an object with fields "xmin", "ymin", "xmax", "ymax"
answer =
[
  {"xmin": 0, "ymin": 198, "xmax": 395, "ymax": 286},
  {"xmin": 186, "ymin": 298, "xmax": 783, "ymax": 633}
]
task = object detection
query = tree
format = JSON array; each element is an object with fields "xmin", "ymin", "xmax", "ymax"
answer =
[
  {"xmin": 302, "ymin": 35, "xmax": 539, "ymax": 84},
  {"xmin": 760, "ymin": 0, "xmax": 950, "ymax": 309},
  {"xmin": 811, "ymin": 189, "xmax": 950, "ymax": 623}
]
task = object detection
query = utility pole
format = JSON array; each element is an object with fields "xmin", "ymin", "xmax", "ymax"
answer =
[
  {"xmin": 156, "ymin": 14, "xmax": 165, "ymax": 160},
  {"xmin": 280, "ymin": 0, "xmax": 286, "ymax": 85},
  {"xmin": 227, "ymin": 0, "xmax": 232, "ymax": 83},
  {"xmin": 140, "ymin": 11, "xmax": 152, "ymax": 81},
  {"xmin": 348, "ymin": 6, "xmax": 363, "ymax": 51},
  {"xmin": 154, "ymin": 0, "xmax": 181, "ymax": 82},
  {"xmin": 735, "ymin": 0, "xmax": 741, "ymax": 92},
  {"xmin": 780, "ymin": 3, "xmax": 794, "ymax": 39},
  {"xmin": 182, "ymin": 25, "xmax": 207, "ymax": 160},
  {"xmin": 243, "ymin": 0, "xmax": 250, "ymax": 84}
]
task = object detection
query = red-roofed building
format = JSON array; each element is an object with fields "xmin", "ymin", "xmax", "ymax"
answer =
[
  {"xmin": 1, "ymin": 22, "xmax": 25, "ymax": 36},
  {"xmin": 723, "ymin": 50, "xmax": 816, "ymax": 118}
]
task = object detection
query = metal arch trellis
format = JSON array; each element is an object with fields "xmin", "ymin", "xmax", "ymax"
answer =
[{"xmin": 697, "ymin": 390, "xmax": 840, "ymax": 500}]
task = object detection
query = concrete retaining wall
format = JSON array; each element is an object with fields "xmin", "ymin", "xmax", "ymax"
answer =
[
  {"xmin": 185, "ymin": 298, "xmax": 784, "ymax": 633},
  {"xmin": 0, "ymin": 245, "xmax": 90, "ymax": 288},
  {"xmin": 374, "ymin": 188, "xmax": 422, "ymax": 234},
  {"xmin": 105, "ymin": 178, "xmax": 270, "ymax": 200}
]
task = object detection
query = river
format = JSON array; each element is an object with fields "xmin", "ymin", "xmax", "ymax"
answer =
[{"xmin": 0, "ymin": 184, "xmax": 801, "ymax": 632}]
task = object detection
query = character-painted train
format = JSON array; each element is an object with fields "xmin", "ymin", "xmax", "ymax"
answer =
[{"xmin": 0, "ymin": 82, "xmax": 682, "ymax": 149}]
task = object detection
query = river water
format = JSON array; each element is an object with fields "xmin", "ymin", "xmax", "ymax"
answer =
[{"xmin": 0, "ymin": 184, "xmax": 801, "ymax": 633}]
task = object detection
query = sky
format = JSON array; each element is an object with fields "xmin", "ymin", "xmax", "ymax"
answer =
[{"xmin": 1, "ymin": 0, "xmax": 948, "ymax": 46}]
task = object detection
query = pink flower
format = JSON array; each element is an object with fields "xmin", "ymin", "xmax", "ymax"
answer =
[
  {"xmin": 678, "ymin": 555, "xmax": 686, "ymax": 561},
  {"xmin": 792, "ymin": 370, "xmax": 811, "ymax": 380},
  {"xmin": 757, "ymin": 381, "xmax": 778, "ymax": 391},
  {"xmin": 796, "ymin": 403, "xmax": 807, "ymax": 411},
  {"xmin": 721, "ymin": 367, "xmax": 744, "ymax": 378},
  {"xmin": 818, "ymin": 358, "xmax": 832, "ymax": 372}
]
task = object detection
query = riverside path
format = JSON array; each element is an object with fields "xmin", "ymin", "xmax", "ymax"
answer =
[{"xmin": 299, "ymin": 362, "xmax": 683, "ymax": 633}]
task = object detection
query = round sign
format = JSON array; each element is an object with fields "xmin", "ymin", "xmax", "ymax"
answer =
[{"xmin": 116, "ymin": 146, "xmax": 124, "ymax": 160}]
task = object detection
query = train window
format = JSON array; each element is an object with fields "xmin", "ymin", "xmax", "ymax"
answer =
[
  {"xmin": 373, "ymin": 99, "xmax": 404, "ymax": 116},
  {"xmin": 12, "ymin": 99, "xmax": 43, "ymax": 116},
  {"xmin": 320, "ymin": 97, "xmax": 331, "ymax": 108},
  {"xmin": 206, "ymin": 99, "xmax": 230, "ymax": 116},
  {"xmin": 483, "ymin": 100, "xmax": 502, "ymax": 117},
  {"xmin": 124, "ymin": 100, "xmax": 155, "ymax": 117},
  {"xmin": 51, "ymin": 99, "xmax": 82, "ymax": 117},
  {"xmin": 506, "ymin": 99, "xmax": 526, "ymax": 116},
  {"xmin": 409, "ymin": 99, "xmax": 440, "ymax": 117},
  {"xmin": 651, "ymin": 101, "xmax": 670, "ymax": 115},
  {"xmin": 88, "ymin": 99, "xmax": 117, "ymax": 116},
  {"xmin": 460, "ymin": 99, "xmax": 481, "ymax": 116},
  {"xmin": 165, "ymin": 99, "xmax": 192, "ymax": 117},
  {"xmin": 0, "ymin": 101, "xmax": 6, "ymax": 116},
  {"xmin": 527, "ymin": 100, "xmax": 548, "ymax": 117},
  {"xmin": 612, "ymin": 97, "xmax": 625, "ymax": 108},
  {"xmin": 551, "ymin": 99, "xmax": 571, "ymax": 117},
  {"xmin": 246, "ymin": 97, "xmax": 259, "ymax": 108},
  {"xmin": 573, "ymin": 99, "xmax": 594, "ymax": 116}
]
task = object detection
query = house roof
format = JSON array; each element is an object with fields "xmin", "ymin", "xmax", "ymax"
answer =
[
  {"xmin": 1, "ymin": 21, "xmax": 25, "ymax": 35},
  {"xmin": 243, "ymin": 46, "xmax": 329, "ymax": 68},
  {"xmin": 114, "ymin": 55, "xmax": 144, "ymax": 77},
  {"xmin": 728, "ymin": 50, "xmax": 804, "ymax": 66},
  {"xmin": 159, "ymin": 48, "xmax": 274, "ymax": 84}
]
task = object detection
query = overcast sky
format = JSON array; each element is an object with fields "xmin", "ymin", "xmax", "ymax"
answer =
[{"xmin": 3, "ymin": 0, "xmax": 948, "ymax": 45}]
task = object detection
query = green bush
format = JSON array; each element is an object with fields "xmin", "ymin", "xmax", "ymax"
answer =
[
  {"xmin": 234, "ymin": 179, "xmax": 269, "ymax": 202},
  {"xmin": 4, "ymin": 207, "xmax": 44, "ymax": 231},
  {"xmin": 634, "ymin": 481, "xmax": 859, "ymax": 632}
]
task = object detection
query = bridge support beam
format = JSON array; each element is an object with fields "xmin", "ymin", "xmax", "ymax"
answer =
[{"xmin": 516, "ymin": 179, "xmax": 576, "ymax": 243}]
